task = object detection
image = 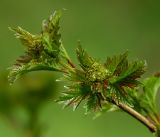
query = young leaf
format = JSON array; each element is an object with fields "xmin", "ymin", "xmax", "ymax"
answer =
[
  {"xmin": 114, "ymin": 60, "xmax": 146, "ymax": 87},
  {"xmin": 76, "ymin": 44, "xmax": 95, "ymax": 70},
  {"xmin": 141, "ymin": 76, "xmax": 160, "ymax": 114},
  {"xmin": 57, "ymin": 83, "xmax": 91, "ymax": 110},
  {"xmin": 42, "ymin": 10, "xmax": 69, "ymax": 60},
  {"xmin": 9, "ymin": 27, "xmax": 42, "ymax": 49},
  {"xmin": 105, "ymin": 53, "xmax": 146, "ymax": 105},
  {"xmin": 8, "ymin": 62, "xmax": 60, "ymax": 84},
  {"xmin": 9, "ymin": 11, "xmax": 67, "ymax": 84},
  {"xmin": 42, "ymin": 11, "xmax": 61, "ymax": 58},
  {"xmin": 105, "ymin": 51, "xmax": 128, "ymax": 75}
]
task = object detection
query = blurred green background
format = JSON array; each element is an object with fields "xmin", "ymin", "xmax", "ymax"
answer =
[{"xmin": 0, "ymin": 0, "xmax": 160, "ymax": 137}]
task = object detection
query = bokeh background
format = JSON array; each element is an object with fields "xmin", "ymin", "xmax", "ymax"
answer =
[{"xmin": 0, "ymin": 0, "xmax": 160, "ymax": 137}]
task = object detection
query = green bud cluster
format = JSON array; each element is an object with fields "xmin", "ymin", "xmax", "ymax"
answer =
[{"xmin": 85, "ymin": 62, "xmax": 111, "ymax": 82}]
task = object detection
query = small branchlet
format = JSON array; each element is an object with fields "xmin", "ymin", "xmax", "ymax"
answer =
[{"xmin": 9, "ymin": 10, "xmax": 160, "ymax": 137}]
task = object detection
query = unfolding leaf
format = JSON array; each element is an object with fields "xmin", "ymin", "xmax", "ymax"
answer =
[
  {"xmin": 9, "ymin": 27, "xmax": 42, "ymax": 49},
  {"xmin": 105, "ymin": 51, "xmax": 128, "ymax": 75},
  {"xmin": 76, "ymin": 44, "xmax": 95, "ymax": 70},
  {"xmin": 105, "ymin": 52, "xmax": 146, "ymax": 105},
  {"xmin": 9, "ymin": 11, "xmax": 68, "ymax": 84},
  {"xmin": 8, "ymin": 63, "xmax": 60, "ymax": 84},
  {"xmin": 57, "ymin": 83, "xmax": 91, "ymax": 111}
]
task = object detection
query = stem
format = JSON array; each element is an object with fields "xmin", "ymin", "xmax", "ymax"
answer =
[
  {"xmin": 67, "ymin": 59, "xmax": 76, "ymax": 68},
  {"xmin": 112, "ymin": 100, "xmax": 157, "ymax": 133}
]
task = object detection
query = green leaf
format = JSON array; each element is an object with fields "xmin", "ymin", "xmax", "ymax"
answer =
[
  {"xmin": 112, "ymin": 60, "xmax": 146, "ymax": 91},
  {"xmin": 9, "ymin": 27, "xmax": 42, "ymax": 49},
  {"xmin": 42, "ymin": 10, "xmax": 69, "ymax": 60},
  {"xmin": 105, "ymin": 52, "xmax": 146, "ymax": 88},
  {"xmin": 84, "ymin": 93, "xmax": 99, "ymax": 114},
  {"xmin": 141, "ymin": 76, "xmax": 160, "ymax": 114},
  {"xmin": 76, "ymin": 44, "xmax": 95, "ymax": 70},
  {"xmin": 42, "ymin": 11, "xmax": 61, "ymax": 58},
  {"xmin": 8, "ymin": 63, "xmax": 60, "ymax": 84},
  {"xmin": 105, "ymin": 51, "xmax": 128, "ymax": 75},
  {"xmin": 57, "ymin": 83, "xmax": 91, "ymax": 111},
  {"xmin": 105, "ymin": 52, "xmax": 146, "ymax": 105}
]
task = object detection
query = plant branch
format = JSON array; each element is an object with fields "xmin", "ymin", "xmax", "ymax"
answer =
[
  {"xmin": 9, "ymin": 10, "xmax": 160, "ymax": 137},
  {"xmin": 112, "ymin": 100, "xmax": 157, "ymax": 133}
]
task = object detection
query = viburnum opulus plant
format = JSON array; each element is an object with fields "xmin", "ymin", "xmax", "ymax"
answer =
[{"xmin": 8, "ymin": 10, "xmax": 160, "ymax": 137}]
